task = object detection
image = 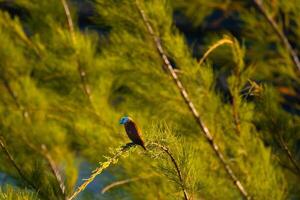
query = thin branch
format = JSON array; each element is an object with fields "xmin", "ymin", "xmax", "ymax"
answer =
[
  {"xmin": 201, "ymin": 37, "xmax": 242, "ymax": 136},
  {"xmin": 269, "ymin": 117, "xmax": 300, "ymax": 176},
  {"xmin": 135, "ymin": 1, "xmax": 250, "ymax": 199},
  {"xmin": 198, "ymin": 38, "xmax": 233, "ymax": 66},
  {"xmin": 59, "ymin": 0, "xmax": 114, "ymax": 131},
  {"xmin": 278, "ymin": 161, "xmax": 300, "ymax": 176},
  {"xmin": 2, "ymin": 79, "xmax": 67, "ymax": 197},
  {"xmin": 60, "ymin": 0, "xmax": 75, "ymax": 43},
  {"xmin": 101, "ymin": 174, "xmax": 157, "ymax": 194},
  {"xmin": 199, "ymin": 37, "xmax": 241, "ymax": 136},
  {"xmin": 18, "ymin": 135, "xmax": 69, "ymax": 199},
  {"xmin": 252, "ymin": 0, "xmax": 300, "ymax": 72},
  {"xmin": 232, "ymin": 62, "xmax": 242, "ymax": 137},
  {"xmin": 59, "ymin": 0, "xmax": 91, "ymax": 103},
  {"xmin": 232, "ymin": 97, "xmax": 241, "ymax": 136},
  {"xmin": 277, "ymin": 133, "xmax": 300, "ymax": 175},
  {"xmin": 41, "ymin": 144, "xmax": 66, "ymax": 199},
  {"xmin": 101, "ymin": 178, "xmax": 141, "ymax": 194},
  {"xmin": 0, "ymin": 136, "xmax": 36, "ymax": 190},
  {"xmin": 150, "ymin": 142, "xmax": 189, "ymax": 200},
  {"xmin": 60, "ymin": 0, "xmax": 91, "ymax": 100},
  {"xmin": 67, "ymin": 143, "xmax": 136, "ymax": 200},
  {"xmin": 25, "ymin": 141, "xmax": 68, "ymax": 194},
  {"xmin": 1, "ymin": 78, "xmax": 29, "ymax": 121}
]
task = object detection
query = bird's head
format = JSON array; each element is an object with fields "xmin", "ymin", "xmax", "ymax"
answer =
[{"xmin": 119, "ymin": 116, "xmax": 130, "ymax": 125}]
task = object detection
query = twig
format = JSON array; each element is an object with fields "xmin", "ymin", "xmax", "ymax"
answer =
[
  {"xmin": 41, "ymin": 145, "xmax": 66, "ymax": 199},
  {"xmin": 60, "ymin": 0, "xmax": 91, "ymax": 101},
  {"xmin": 252, "ymin": 0, "xmax": 300, "ymax": 72},
  {"xmin": 59, "ymin": 0, "xmax": 91, "ymax": 103},
  {"xmin": 198, "ymin": 37, "xmax": 242, "ymax": 135},
  {"xmin": 277, "ymin": 133, "xmax": 300, "ymax": 175},
  {"xmin": 232, "ymin": 97, "xmax": 241, "ymax": 136},
  {"xmin": 278, "ymin": 160, "xmax": 299, "ymax": 176},
  {"xmin": 2, "ymin": 79, "xmax": 67, "ymax": 198},
  {"xmin": 101, "ymin": 174, "xmax": 157, "ymax": 194},
  {"xmin": 0, "ymin": 137, "xmax": 36, "ymax": 190},
  {"xmin": 24, "ymin": 140, "xmax": 67, "ymax": 198},
  {"xmin": 135, "ymin": 1, "xmax": 250, "ymax": 199},
  {"xmin": 198, "ymin": 38, "xmax": 233, "ymax": 66},
  {"xmin": 101, "ymin": 178, "xmax": 141, "ymax": 194},
  {"xmin": 150, "ymin": 142, "xmax": 189, "ymax": 200},
  {"xmin": 269, "ymin": 117, "xmax": 300, "ymax": 176},
  {"xmin": 60, "ymin": 0, "xmax": 75, "ymax": 43},
  {"xmin": 67, "ymin": 143, "xmax": 136, "ymax": 200},
  {"xmin": 231, "ymin": 56, "xmax": 242, "ymax": 136},
  {"xmin": 59, "ymin": 0, "xmax": 114, "ymax": 131},
  {"xmin": 1, "ymin": 78, "xmax": 29, "ymax": 121}
]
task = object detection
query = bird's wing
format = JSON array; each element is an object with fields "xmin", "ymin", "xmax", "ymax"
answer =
[
  {"xmin": 125, "ymin": 121, "xmax": 144, "ymax": 143},
  {"xmin": 131, "ymin": 121, "xmax": 142, "ymax": 136}
]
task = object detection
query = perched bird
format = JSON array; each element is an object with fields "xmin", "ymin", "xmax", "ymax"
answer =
[{"xmin": 119, "ymin": 116, "xmax": 146, "ymax": 150}]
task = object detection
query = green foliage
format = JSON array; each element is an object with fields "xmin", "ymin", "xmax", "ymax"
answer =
[
  {"xmin": 0, "ymin": 0, "xmax": 299, "ymax": 199},
  {"xmin": 0, "ymin": 185, "xmax": 39, "ymax": 200}
]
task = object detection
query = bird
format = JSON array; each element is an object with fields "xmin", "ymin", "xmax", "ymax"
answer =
[{"xmin": 119, "ymin": 116, "xmax": 146, "ymax": 150}]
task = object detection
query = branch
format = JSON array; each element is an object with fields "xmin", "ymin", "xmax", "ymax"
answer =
[
  {"xmin": 60, "ymin": 0, "xmax": 90, "ymax": 99},
  {"xmin": 60, "ymin": 0, "xmax": 75, "ymax": 43},
  {"xmin": 252, "ymin": 0, "xmax": 300, "ymax": 72},
  {"xmin": 268, "ymin": 117, "xmax": 300, "ymax": 176},
  {"xmin": 198, "ymin": 37, "xmax": 242, "ymax": 136},
  {"xmin": 277, "ymin": 133, "xmax": 300, "ymax": 175},
  {"xmin": 135, "ymin": 1, "xmax": 250, "ymax": 199},
  {"xmin": 1, "ymin": 78, "xmax": 30, "ymax": 121},
  {"xmin": 41, "ymin": 144, "xmax": 66, "ymax": 199},
  {"xmin": 231, "ymin": 59, "xmax": 242, "ymax": 137},
  {"xmin": 150, "ymin": 142, "xmax": 189, "ymax": 200},
  {"xmin": 232, "ymin": 96, "xmax": 241, "ymax": 136},
  {"xmin": 278, "ymin": 160, "xmax": 300, "ymax": 176},
  {"xmin": 59, "ymin": 0, "xmax": 114, "ymax": 131},
  {"xmin": 59, "ymin": 0, "xmax": 92, "ymax": 103},
  {"xmin": 67, "ymin": 143, "xmax": 136, "ymax": 200},
  {"xmin": 198, "ymin": 38, "xmax": 233, "ymax": 66},
  {"xmin": 0, "ymin": 136, "xmax": 36, "ymax": 190},
  {"xmin": 2, "ymin": 79, "xmax": 66, "ymax": 198},
  {"xmin": 101, "ymin": 174, "xmax": 157, "ymax": 194}
]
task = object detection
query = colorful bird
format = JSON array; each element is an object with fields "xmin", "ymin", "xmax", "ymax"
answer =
[{"xmin": 119, "ymin": 116, "xmax": 146, "ymax": 150}]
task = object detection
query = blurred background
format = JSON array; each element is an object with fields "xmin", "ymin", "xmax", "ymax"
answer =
[{"xmin": 0, "ymin": 0, "xmax": 299, "ymax": 199}]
